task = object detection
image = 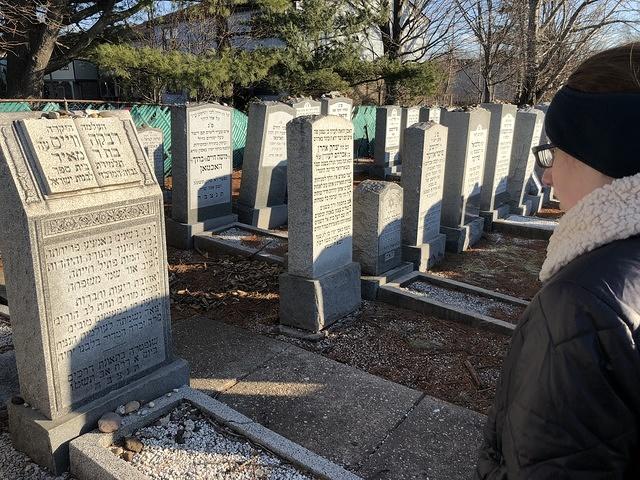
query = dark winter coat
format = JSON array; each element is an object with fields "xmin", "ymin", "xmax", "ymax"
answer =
[{"xmin": 475, "ymin": 230, "xmax": 640, "ymax": 480}]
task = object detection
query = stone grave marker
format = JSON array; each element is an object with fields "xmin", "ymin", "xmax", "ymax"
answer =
[
  {"xmin": 168, "ymin": 104, "xmax": 237, "ymax": 248},
  {"xmin": 238, "ymin": 101, "xmax": 295, "ymax": 229},
  {"xmin": 137, "ymin": 126, "xmax": 165, "ymax": 188},
  {"xmin": 353, "ymin": 180, "xmax": 403, "ymax": 276},
  {"xmin": 0, "ymin": 112, "xmax": 189, "ymax": 473},
  {"xmin": 286, "ymin": 97, "xmax": 322, "ymax": 117},
  {"xmin": 281, "ymin": 115, "xmax": 361, "ymax": 331},
  {"xmin": 479, "ymin": 103, "xmax": 517, "ymax": 226},
  {"xmin": 400, "ymin": 106, "xmax": 421, "ymax": 159},
  {"xmin": 508, "ymin": 108, "xmax": 545, "ymax": 215},
  {"xmin": 419, "ymin": 106, "xmax": 443, "ymax": 124},
  {"xmin": 401, "ymin": 122, "xmax": 448, "ymax": 270},
  {"xmin": 320, "ymin": 97, "xmax": 353, "ymax": 121},
  {"xmin": 440, "ymin": 108, "xmax": 491, "ymax": 252},
  {"xmin": 374, "ymin": 106, "xmax": 403, "ymax": 178}
]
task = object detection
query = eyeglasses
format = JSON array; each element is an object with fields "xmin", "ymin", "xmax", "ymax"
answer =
[{"xmin": 532, "ymin": 143, "xmax": 555, "ymax": 169}]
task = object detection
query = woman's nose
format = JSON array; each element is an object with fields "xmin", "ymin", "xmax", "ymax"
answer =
[{"xmin": 542, "ymin": 167, "xmax": 553, "ymax": 187}]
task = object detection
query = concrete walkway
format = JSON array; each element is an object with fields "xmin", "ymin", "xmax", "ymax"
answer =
[{"xmin": 173, "ymin": 315, "xmax": 485, "ymax": 480}]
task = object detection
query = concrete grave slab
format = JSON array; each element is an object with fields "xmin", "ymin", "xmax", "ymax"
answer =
[
  {"xmin": 492, "ymin": 214, "xmax": 557, "ymax": 240},
  {"xmin": 70, "ymin": 386, "xmax": 361, "ymax": 480},
  {"xmin": 378, "ymin": 272, "xmax": 524, "ymax": 335},
  {"xmin": 193, "ymin": 222, "xmax": 288, "ymax": 265}
]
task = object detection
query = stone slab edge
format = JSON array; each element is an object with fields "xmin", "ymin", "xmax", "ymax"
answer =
[
  {"xmin": 492, "ymin": 218, "xmax": 555, "ymax": 240},
  {"xmin": 360, "ymin": 262, "xmax": 414, "ymax": 301},
  {"xmin": 194, "ymin": 222, "xmax": 287, "ymax": 265},
  {"xmin": 70, "ymin": 386, "xmax": 361, "ymax": 480},
  {"xmin": 378, "ymin": 272, "xmax": 515, "ymax": 335}
]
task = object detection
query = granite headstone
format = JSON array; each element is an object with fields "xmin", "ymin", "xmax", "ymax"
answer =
[
  {"xmin": 0, "ymin": 112, "xmax": 189, "ymax": 473},
  {"xmin": 280, "ymin": 115, "xmax": 360, "ymax": 331},
  {"xmin": 238, "ymin": 101, "xmax": 295, "ymax": 228},
  {"xmin": 320, "ymin": 97, "xmax": 353, "ymax": 121},
  {"xmin": 137, "ymin": 126, "xmax": 165, "ymax": 188},
  {"xmin": 374, "ymin": 105, "xmax": 402, "ymax": 177}
]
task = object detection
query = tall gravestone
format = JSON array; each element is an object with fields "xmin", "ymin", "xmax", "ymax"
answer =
[
  {"xmin": 401, "ymin": 122, "xmax": 448, "ymax": 270},
  {"xmin": 0, "ymin": 112, "xmax": 189, "ymax": 473},
  {"xmin": 533, "ymin": 103, "xmax": 553, "ymax": 203},
  {"xmin": 400, "ymin": 106, "xmax": 420, "ymax": 159},
  {"xmin": 508, "ymin": 108, "xmax": 545, "ymax": 215},
  {"xmin": 281, "ymin": 115, "xmax": 361, "ymax": 332},
  {"xmin": 320, "ymin": 97, "xmax": 353, "ymax": 121},
  {"xmin": 286, "ymin": 97, "xmax": 322, "ymax": 117},
  {"xmin": 137, "ymin": 126, "xmax": 165, "ymax": 188},
  {"xmin": 373, "ymin": 105, "xmax": 402, "ymax": 177},
  {"xmin": 440, "ymin": 108, "xmax": 491, "ymax": 252},
  {"xmin": 238, "ymin": 101, "xmax": 295, "ymax": 229},
  {"xmin": 353, "ymin": 180, "xmax": 403, "ymax": 276},
  {"xmin": 419, "ymin": 106, "xmax": 443, "ymax": 124},
  {"xmin": 168, "ymin": 104, "xmax": 236, "ymax": 248},
  {"xmin": 478, "ymin": 103, "xmax": 517, "ymax": 227}
]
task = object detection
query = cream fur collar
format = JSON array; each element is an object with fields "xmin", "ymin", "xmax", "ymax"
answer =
[{"xmin": 539, "ymin": 172, "xmax": 640, "ymax": 282}]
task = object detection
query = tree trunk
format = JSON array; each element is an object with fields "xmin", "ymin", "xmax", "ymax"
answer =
[
  {"xmin": 516, "ymin": 0, "xmax": 539, "ymax": 105},
  {"xmin": 5, "ymin": 15, "xmax": 60, "ymax": 98}
]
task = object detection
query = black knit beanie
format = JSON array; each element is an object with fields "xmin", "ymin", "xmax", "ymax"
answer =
[{"xmin": 544, "ymin": 86, "xmax": 640, "ymax": 178}]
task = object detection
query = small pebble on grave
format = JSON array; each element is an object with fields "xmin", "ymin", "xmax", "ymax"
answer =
[
  {"xmin": 124, "ymin": 436, "xmax": 144, "ymax": 453},
  {"xmin": 98, "ymin": 412, "xmax": 122, "ymax": 433},
  {"xmin": 124, "ymin": 400, "xmax": 141, "ymax": 414}
]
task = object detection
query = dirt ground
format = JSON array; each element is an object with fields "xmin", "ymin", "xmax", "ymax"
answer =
[
  {"xmin": 431, "ymin": 232, "xmax": 547, "ymax": 301},
  {"xmin": 168, "ymin": 246, "xmax": 512, "ymax": 415}
]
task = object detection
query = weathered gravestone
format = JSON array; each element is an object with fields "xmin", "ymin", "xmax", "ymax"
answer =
[
  {"xmin": 533, "ymin": 103, "xmax": 554, "ymax": 203},
  {"xmin": 400, "ymin": 106, "xmax": 421, "ymax": 159},
  {"xmin": 353, "ymin": 180, "xmax": 403, "ymax": 275},
  {"xmin": 285, "ymin": 97, "xmax": 322, "ymax": 117},
  {"xmin": 168, "ymin": 104, "xmax": 237, "ymax": 249},
  {"xmin": 507, "ymin": 108, "xmax": 545, "ymax": 215},
  {"xmin": 238, "ymin": 101, "xmax": 295, "ymax": 229},
  {"xmin": 478, "ymin": 103, "xmax": 517, "ymax": 227},
  {"xmin": 440, "ymin": 108, "xmax": 490, "ymax": 252},
  {"xmin": 419, "ymin": 106, "xmax": 443, "ymax": 124},
  {"xmin": 281, "ymin": 115, "xmax": 361, "ymax": 332},
  {"xmin": 374, "ymin": 106, "xmax": 402, "ymax": 177},
  {"xmin": 401, "ymin": 122, "xmax": 448, "ymax": 270},
  {"xmin": 0, "ymin": 111, "xmax": 189, "ymax": 473},
  {"xmin": 137, "ymin": 126, "xmax": 165, "ymax": 188},
  {"xmin": 320, "ymin": 97, "xmax": 353, "ymax": 121}
]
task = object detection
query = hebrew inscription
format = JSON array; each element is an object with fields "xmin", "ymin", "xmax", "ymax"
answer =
[
  {"xmin": 312, "ymin": 125, "xmax": 353, "ymax": 262},
  {"xmin": 39, "ymin": 206, "xmax": 167, "ymax": 412},
  {"xmin": 188, "ymin": 107, "xmax": 232, "ymax": 210},
  {"xmin": 494, "ymin": 113, "xmax": 515, "ymax": 195},
  {"xmin": 464, "ymin": 125, "xmax": 488, "ymax": 198},
  {"xmin": 19, "ymin": 118, "xmax": 99, "ymax": 194},
  {"xmin": 262, "ymin": 110, "xmax": 293, "ymax": 168}
]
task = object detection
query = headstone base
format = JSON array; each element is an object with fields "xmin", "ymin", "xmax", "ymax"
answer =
[
  {"xmin": 7, "ymin": 358, "xmax": 189, "ymax": 475},
  {"xmin": 441, "ymin": 218, "xmax": 485, "ymax": 253},
  {"xmin": 402, "ymin": 234, "xmax": 447, "ymax": 271},
  {"xmin": 361, "ymin": 261, "xmax": 414, "ymax": 300},
  {"xmin": 525, "ymin": 193, "xmax": 543, "ymax": 214},
  {"xmin": 237, "ymin": 203, "xmax": 288, "ymax": 229},
  {"xmin": 279, "ymin": 262, "xmax": 361, "ymax": 332},
  {"xmin": 166, "ymin": 214, "xmax": 238, "ymax": 249},
  {"xmin": 509, "ymin": 199, "xmax": 533, "ymax": 216},
  {"xmin": 479, "ymin": 204, "xmax": 511, "ymax": 231},
  {"xmin": 372, "ymin": 165, "xmax": 401, "ymax": 179}
]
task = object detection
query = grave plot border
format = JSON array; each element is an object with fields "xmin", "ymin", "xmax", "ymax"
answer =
[
  {"xmin": 378, "ymin": 272, "xmax": 528, "ymax": 335},
  {"xmin": 193, "ymin": 222, "xmax": 288, "ymax": 265},
  {"xmin": 491, "ymin": 216, "xmax": 556, "ymax": 240},
  {"xmin": 70, "ymin": 386, "xmax": 361, "ymax": 480}
]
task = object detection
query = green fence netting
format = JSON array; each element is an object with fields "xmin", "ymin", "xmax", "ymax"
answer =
[{"xmin": 352, "ymin": 105, "xmax": 376, "ymax": 158}]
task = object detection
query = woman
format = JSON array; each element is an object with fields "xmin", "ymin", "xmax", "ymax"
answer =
[{"xmin": 476, "ymin": 43, "xmax": 640, "ymax": 479}]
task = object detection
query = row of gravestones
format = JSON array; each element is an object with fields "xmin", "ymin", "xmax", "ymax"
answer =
[{"xmin": 157, "ymin": 101, "xmax": 545, "ymax": 255}]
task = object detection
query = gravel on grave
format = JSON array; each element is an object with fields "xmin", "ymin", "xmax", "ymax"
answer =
[
  {"xmin": 0, "ymin": 316, "xmax": 12, "ymax": 352},
  {"xmin": 117, "ymin": 402, "xmax": 314, "ymax": 480},
  {"xmin": 402, "ymin": 280, "xmax": 525, "ymax": 323},
  {"xmin": 503, "ymin": 214, "xmax": 558, "ymax": 230},
  {"xmin": 0, "ymin": 432, "xmax": 73, "ymax": 480},
  {"xmin": 214, "ymin": 228, "xmax": 287, "ymax": 254}
]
